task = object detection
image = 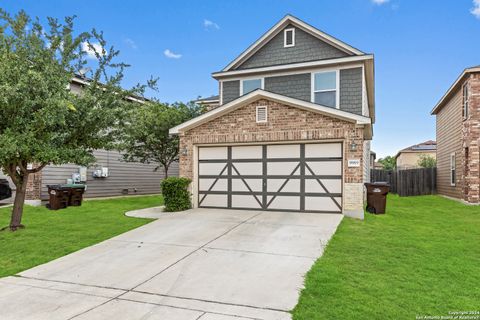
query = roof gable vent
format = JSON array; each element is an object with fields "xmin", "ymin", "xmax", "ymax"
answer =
[{"xmin": 256, "ymin": 106, "xmax": 267, "ymax": 123}]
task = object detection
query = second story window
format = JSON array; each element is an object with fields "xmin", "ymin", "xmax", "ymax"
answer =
[
  {"xmin": 463, "ymin": 83, "xmax": 469, "ymax": 119},
  {"xmin": 241, "ymin": 78, "xmax": 263, "ymax": 95},
  {"xmin": 313, "ymin": 71, "xmax": 338, "ymax": 108},
  {"xmin": 284, "ymin": 28, "xmax": 295, "ymax": 47}
]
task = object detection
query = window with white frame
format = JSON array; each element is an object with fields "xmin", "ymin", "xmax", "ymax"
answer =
[
  {"xmin": 313, "ymin": 71, "xmax": 338, "ymax": 108},
  {"xmin": 241, "ymin": 78, "xmax": 262, "ymax": 95},
  {"xmin": 463, "ymin": 83, "xmax": 469, "ymax": 119},
  {"xmin": 450, "ymin": 152, "xmax": 456, "ymax": 186},
  {"xmin": 256, "ymin": 106, "xmax": 267, "ymax": 123},
  {"xmin": 284, "ymin": 28, "xmax": 295, "ymax": 47}
]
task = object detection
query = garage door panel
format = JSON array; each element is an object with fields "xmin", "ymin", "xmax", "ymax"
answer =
[
  {"xmin": 232, "ymin": 146, "xmax": 262, "ymax": 159},
  {"xmin": 200, "ymin": 194, "xmax": 228, "ymax": 208},
  {"xmin": 305, "ymin": 179, "xmax": 342, "ymax": 194},
  {"xmin": 232, "ymin": 162, "xmax": 262, "ymax": 176},
  {"xmin": 199, "ymin": 147, "xmax": 228, "ymax": 160},
  {"xmin": 305, "ymin": 196, "xmax": 342, "ymax": 212},
  {"xmin": 232, "ymin": 195, "xmax": 262, "ymax": 209},
  {"xmin": 305, "ymin": 143, "xmax": 342, "ymax": 158},
  {"xmin": 305, "ymin": 161, "xmax": 342, "ymax": 176},
  {"xmin": 267, "ymin": 162, "xmax": 300, "ymax": 176},
  {"xmin": 267, "ymin": 179, "xmax": 300, "ymax": 193},
  {"xmin": 232, "ymin": 179, "xmax": 262, "ymax": 192},
  {"xmin": 199, "ymin": 178, "xmax": 228, "ymax": 192},
  {"xmin": 267, "ymin": 144, "xmax": 300, "ymax": 158},
  {"xmin": 199, "ymin": 163, "xmax": 228, "ymax": 176},
  {"xmin": 267, "ymin": 196, "xmax": 300, "ymax": 211}
]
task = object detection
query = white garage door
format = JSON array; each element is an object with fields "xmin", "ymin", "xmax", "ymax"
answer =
[{"xmin": 197, "ymin": 143, "xmax": 342, "ymax": 213}]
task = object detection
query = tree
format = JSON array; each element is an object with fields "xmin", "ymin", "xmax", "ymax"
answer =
[
  {"xmin": 378, "ymin": 156, "xmax": 396, "ymax": 171},
  {"xmin": 0, "ymin": 10, "xmax": 153, "ymax": 231},
  {"xmin": 121, "ymin": 101, "xmax": 203, "ymax": 177},
  {"xmin": 417, "ymin": 154, "xmax": 436, "ymax": 168}
]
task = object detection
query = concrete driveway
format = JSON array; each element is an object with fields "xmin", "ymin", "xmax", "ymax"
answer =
[{"xmin": 0, "ymin": 208, "xmax": 342, "ymax": 320}]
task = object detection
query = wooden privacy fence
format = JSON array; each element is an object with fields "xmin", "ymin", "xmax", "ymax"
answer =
[{"xmin": 370, "ymin": 168, "xmax": 436, "ymax": 197}]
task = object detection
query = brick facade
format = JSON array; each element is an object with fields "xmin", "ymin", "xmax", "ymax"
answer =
[
  {"xmin": 26, "ymin": 171, "xmax": 42, "ymax": 201},
  {"xmin": 178, "ymin": 98, "xmax": 366, "ymax": 214},
  {"xmin": 462, "ymin": 73, "xmax": 480, "ymax": 203}
]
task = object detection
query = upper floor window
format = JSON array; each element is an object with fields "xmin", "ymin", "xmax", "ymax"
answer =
[
  {"xmin": 313, "ymin": 71, "xmax": 338, "ymax": 108},
  {"xmin": 463, "ymin": 83, "xmax": 469, "ymax": 119},
  {"xmin": 284, "ymin": 28, "xmax": 295, "ymax": 47},
  {"xmin": 241, "ymin": 78, "xmax": 263, "ymax": 95}
]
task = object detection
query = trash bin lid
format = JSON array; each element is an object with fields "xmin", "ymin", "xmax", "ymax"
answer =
[
  {"xmin": 371, "ymin": 181, "xmax": 390, "ymax": 186},
  {"xmin": 61, "ymin": 184, "xmax": 86, "ymax": 189}
]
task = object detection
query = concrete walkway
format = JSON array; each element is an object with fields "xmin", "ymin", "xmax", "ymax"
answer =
[{"xmin": 0, "ymin": 208, "xmax": 343, "ymax": 320}]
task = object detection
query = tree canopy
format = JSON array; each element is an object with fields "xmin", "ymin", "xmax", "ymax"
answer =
[
  {"xmin": 121, "ymin": 101, "xmax": 203, "ymax": 176},
  {"xmin": 378, "ymin": 156, "xmax": 396, "ymax": 171},
  {"xmin": 0, "ymin": 9, "xmax": 154, "ymax": 230}
]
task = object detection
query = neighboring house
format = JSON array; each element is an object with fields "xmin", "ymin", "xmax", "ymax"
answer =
[
  {"xmin": 431, "ymin": 66, "xmax": 480, "ymax": 203},
  {"xmin": 395, "ymin": 140, "xmax": 437, "ymax": 170},
  {"xmin": 374, "ymin": 161, "xmax": 384, "ymax": 170},
  {"xmin": 194, "ymin": 95, "xmax": 220, "ymax": 112},
  {"xmin": 1, "ymin": 75, "xmax": 177, "ymax": 205},
  {"xmin": 170, "ymin": 15, "xmax": 375, "ymax": 219}
]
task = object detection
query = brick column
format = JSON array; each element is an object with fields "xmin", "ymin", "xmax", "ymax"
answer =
[
  {"xmin": 25, "ymin": 170, "xmax": 42, "ymax": 206},
  {"xmin": 463, "ymin": 74, "xmax": 480, "ymax": 203}
]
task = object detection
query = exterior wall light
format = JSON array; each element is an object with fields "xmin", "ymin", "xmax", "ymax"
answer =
[
  {"xmin": 181, "ymin": 147, "xmax": 188, "ymax": 156},
  {"xmin": 350, "ymin": 141, "xmax": 357, "ymax": 152}
]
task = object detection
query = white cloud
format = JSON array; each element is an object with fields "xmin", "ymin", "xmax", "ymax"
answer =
[
  {"xmin": 472, "ymin": 0, "xmax": 480, "ymax": 18},
  {"xmin": 164, "ymin": 49, "xmax": 182, "ymax": 59},
  {"xmin": 371, "ymin": 0, "xmax": 389, "ymax": 4},
  {"xmin": 204, "ymin": 19, "xmax": 220, "ymax": 30},
  {"xmin": 124, "ymin": 38, "xmax": 137, "ymax": 50},
  {"xmin": 81, "ymin": 42, "xmax": 106, "ymax": 59}
]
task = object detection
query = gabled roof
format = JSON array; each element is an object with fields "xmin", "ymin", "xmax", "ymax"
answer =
[
  {"xmin": 431, "ymin": 66, "xmax": 480, "ymax": 115},
  {"xmin": 170, "ymin": 89, "xmax": 372, "ymax": 138},
  {"xmin": 222, "ymin": 14, "xmax": 365, "ymax": 72},
  {"xmin": 395, "ymin": 140, "xmax": 436, "ymax": 159}
]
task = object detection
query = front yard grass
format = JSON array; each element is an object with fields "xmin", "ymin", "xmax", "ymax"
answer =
[
  {"xmin": 0, "ymin": 195, "xmax": 161, "ymax": 278},
  {"xmin": 293, "ymin": 195, "xmax": 480, "ymax": 319}
]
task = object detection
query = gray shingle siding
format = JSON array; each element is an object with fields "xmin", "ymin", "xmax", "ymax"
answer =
[
  {"xmin": 265, "ymin": 74, "xmax": 311, "ymax": 102},
  {"xmin": 222, "ymin": 80, "xmax": 240, "ymax": 104},
  {"xmin": 339, "ymin": 68, "xmax": 363, "ymax": 115},
  {"xmin": 236, "ymin": 24, "xmax": 349, "ymax": 70}
]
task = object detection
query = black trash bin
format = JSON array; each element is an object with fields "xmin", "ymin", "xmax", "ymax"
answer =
[
  {"xmin": 364, "ymin": 182, "xmax": 390, "ymax": 214},
  {"xmin": 63, "ymin": 184, "xmax": 86, "ymax": 206},
  {"xmin": 0, "ymin": 179, "xmax": 12, "ymax": 201},
  {"xmin": 46, "ymin": 185, "xmax": 70, "ymax": 210}
]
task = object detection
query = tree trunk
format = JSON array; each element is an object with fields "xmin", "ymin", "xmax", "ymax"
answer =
[
  {"xmin": 9, "ymin": 173, "xmax": 29, "ymax": 231},
  {"xmin": 164, "ymin": 165, "xmax": 169, "ymax": 178}
]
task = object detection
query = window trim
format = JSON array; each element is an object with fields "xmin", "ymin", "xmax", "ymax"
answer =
[
  {"xmin": 450, "ymin": 152, "xmax": 456, "ymax": 186},
  {"xmin": 463, "ymin": 83, "xmax": 469, "ymax": 120},
  {"xmin": 284, "ymin": 28, "xmax": 295, "ymax": 48},
  {"xmin": 311, "ymin": 69, "xmax": 340, "ymax": 109},
  {"xmin": 256, "ymin": 105, "xmax": 268, "ymax": 123},
  {"xmin": 240, "ymin": 77, "xmax": 264, "ymax": 95}
]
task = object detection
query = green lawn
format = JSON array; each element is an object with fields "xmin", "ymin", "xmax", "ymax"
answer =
[
  {"xmin": 293, "ymin": 195, "xmax": 480, "ymax": 320},
  {"xmin": 0, "ymin": 195, "xmax": 161, "ymax": 278}
]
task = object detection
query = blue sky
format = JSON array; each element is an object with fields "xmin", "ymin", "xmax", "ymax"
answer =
[{"xmin": 3, "ymin": 0, "xmax": 480, "ymax": 158}]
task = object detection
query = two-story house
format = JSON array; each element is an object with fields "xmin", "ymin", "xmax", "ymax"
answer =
[
  {"xmin": 171, "ymin": 15, "xmax": 375, "ymax": 218},
  {"xmin": 431, "ymin": 66, "xmax": 480, "ymax": 203}
]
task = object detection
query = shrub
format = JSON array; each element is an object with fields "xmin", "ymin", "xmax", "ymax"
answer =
[{"xmin": 160, "ymin": 177, "xmax": 192, "ymax": 212}]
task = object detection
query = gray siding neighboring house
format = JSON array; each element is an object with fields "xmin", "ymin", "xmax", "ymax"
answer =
[
  {"xmin": 41, "ymin": 150, "xmax": 177, "ymax": 200},
  {"xmin": 236, "ymin": 24, "xmax": 349, "ymax": 70}
]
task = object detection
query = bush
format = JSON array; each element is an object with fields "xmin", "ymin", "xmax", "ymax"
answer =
[{"xmin": 160, "ymin": 177, "xmax": 192, "ymax": 212}]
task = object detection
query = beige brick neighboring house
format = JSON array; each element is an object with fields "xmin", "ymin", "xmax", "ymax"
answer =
[
  {"xmin": 170, "ymin": 15, "xmax": 375, "ymax": 219},
  {"xmin": 394, "ymin": 140, "xmax": 436, "ymax": 170},
  {"xmin": 431, "ymin": 66, "xmax": 480, "ymax": 203}
]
